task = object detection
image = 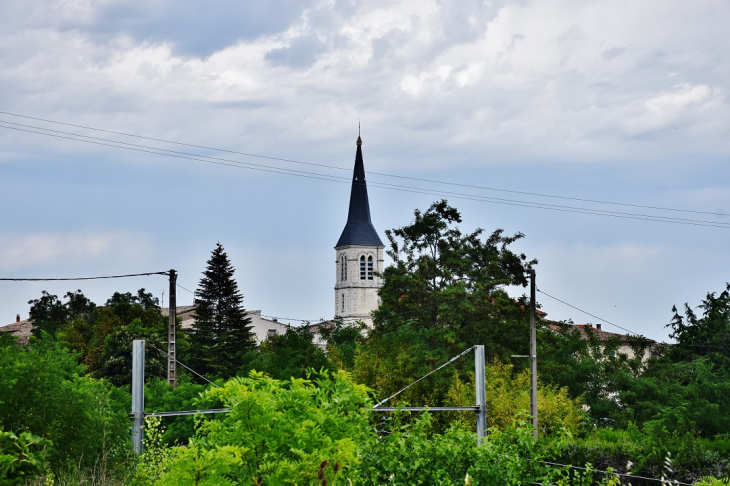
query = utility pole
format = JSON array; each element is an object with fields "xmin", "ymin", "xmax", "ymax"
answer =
[
  {"xmin": 475, "ymin": 344, "xmax": 487, "ymax": 445},
  {"xmin": 168, "ymin": 269, "xmax": 177, "ymax": 388},
  {"xmin": 529, "ymin": 268, "xmax": 538, "ymax": 441},
  {"xmin": 132, "ymin": 339, "xmax": 145, "ymax": 454}
]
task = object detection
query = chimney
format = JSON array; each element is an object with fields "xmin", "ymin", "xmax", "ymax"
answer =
[
  {"xmin": 596, "ymin": 324, "xmax": 602, "ymax": 331},
  {"xmin": 16, "ymin": 314, "xmax": 20, "ymax": 323}
]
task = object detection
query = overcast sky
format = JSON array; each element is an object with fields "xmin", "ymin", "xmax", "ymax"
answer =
[{"xmin": 1, "ymin": 0, "xmax": 728, "ymax": 341}]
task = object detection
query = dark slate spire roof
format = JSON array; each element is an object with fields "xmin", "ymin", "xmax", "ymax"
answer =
[{"xmin": 335, "ymin": 135, "xmax": 384, "ymax": 248}]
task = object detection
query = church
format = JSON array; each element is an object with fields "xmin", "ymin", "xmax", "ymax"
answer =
[{"xmin": 333, "ymin": 134, "xmax": 385, "ymax": 326}]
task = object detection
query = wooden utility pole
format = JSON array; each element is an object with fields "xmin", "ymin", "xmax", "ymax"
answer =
[
  {"xmin": 168, "ymin": 269, "xmax": 177, "ymax": 387},
  {"xmin": 529, "ymin": 268, "xmax": 538, "ymax": 441}
]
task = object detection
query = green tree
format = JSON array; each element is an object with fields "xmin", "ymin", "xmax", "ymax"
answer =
[
  {"xmin": 28, "ymin": 290, "xmax": 96, "ymax": 339},
  {"xmin": 149, "ymin": 370, "xmax": 371, "ymax": 486},
  {"xmin": 667, "ymin": 283, "xmax": 730, "ymax": 367},
  {"xmin": 190, "ymin": 243, "xmax": 254, "ymax": 378},
  {"xmin": 246, "ymin": 326, "xmax": 332, "ymax": 380},
  {"xmin": 356, "ymin": 200, "xmax": 536, "ymax": 410},
  {"xmin": 99, "ymin": 319, "xmax": 167, "ymax": 387},
  {"xmin": 0, "ymin": 333, "xmax": 129, "ymax": 471}
]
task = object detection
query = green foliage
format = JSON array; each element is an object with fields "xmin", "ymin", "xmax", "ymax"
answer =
[
  {"xmin": 0, "ymin": 333, "xmax": 129, "ymax": 471},
  {"xmin": 561, "ymin": 425, "xmax": 730, "ymax": 482},
  {"xmin": 359, "ymin": 200, "xmax": 537, "ymax": 413},
  {"xmin": 0, "ymin": 430, "xmax": 50, "ymax": 485},
  {"xmin": 99, "ymin": 318, "xmax": 167, "ymax": 387},
  {"xmin": 320, "ymin": 318, "xmax": 366, "ymax": 371},
  {"xmin": 245, "ymin": 326, "xmax": 332, "ymax": 381},
  {"xmin": 133, "ymin": 417, "xmax": 176, "ymax": 485},
  {"xmin": 143, "ymin": 377, "xmax": 210, "ymax": 446},
  {"xmin": 668, "ymin": 283, "xmax": 730, "ymax": 367},
  {"xmin": 150, "ymin": 370, "xmax": 371, "ymax": 486},
  {"xmin": 444, "ymin": 361, "xmax": 586, "ymax": 437},
  {"xmin": 190, "ymin": 243, "xmax": 254, "ymax": 378},
  {"xmin": 359, "ymin": 413, "xmax": 572, "ymax": 486}
]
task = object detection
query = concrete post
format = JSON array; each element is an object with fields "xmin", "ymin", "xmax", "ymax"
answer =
[
  {"xmin": 475, "ymin": 344, "xmax": 487, "ymax": 445},
  {"xmin": 529, "ymin": 269, "xmax": 538, "ymax": 441},
  {"xmin": 132, "ymin": 339, "xmax": 145, "ymax": 454}
]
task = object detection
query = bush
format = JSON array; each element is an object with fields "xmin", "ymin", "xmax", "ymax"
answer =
[
  {"xmin": 0, "ymin": 430, "xmax": 50, "ymax": 485},
  {"xmin": 147, "ymin": 369, "xmax": 372, "ymax": 485},
  {"xmin": 0, "ymin": 333, "xmax": 129, "ymax": 471}
]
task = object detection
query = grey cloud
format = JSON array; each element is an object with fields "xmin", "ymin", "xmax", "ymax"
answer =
[
  {"xmin": 264, "ymin": 35, "xmax": 327, "ymax": 68},
  {"xmin": 602, "ymin": 46, "xmax": 625, "ymax": 60},
  {"xmin": 76, "ymin": 0, "xmax": 311, "ymax": 58}
]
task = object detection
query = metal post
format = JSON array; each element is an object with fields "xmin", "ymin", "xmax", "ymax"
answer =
[
  {"xmin": 168, "ymin": 269, "xmax": 177, "ymax": 387},
  {"xmin": 132, "ymin": 339, "xmax": 145, "ymax": 454},
  {"xmin": 475, "ymin": 344, "xmax": 487, "ymax": 445},
  {"xmin": 529, "ymin": 269, "xmax": 538, "ymax": 441}
]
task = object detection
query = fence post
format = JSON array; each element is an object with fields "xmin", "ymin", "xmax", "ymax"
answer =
[
  {"xmin": 475, "ymin": 344, "xmax": 487, "ymax": 445},
  {"xmin": 132, "ymin": 339, "xmax": 145, "ymax": 454}
]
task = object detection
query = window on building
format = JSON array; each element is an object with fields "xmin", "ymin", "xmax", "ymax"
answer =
[
  {"xmin": 267, "ymin": 329, "xmax": 277, "ymax": 338},
  {"xmin": 340, "ymin": 255, "xmax": 346, "ymax": 281},
  {"xmin": 360, "ymin": 255, "xmax": 366, "ymax": 279},
  {"xmin": 342, "ymin": 293, "xmax": 345, "ymax": 312},
  {"xmin": 367, "ymin": 255, "xmax": 374, "ymax": 280}
]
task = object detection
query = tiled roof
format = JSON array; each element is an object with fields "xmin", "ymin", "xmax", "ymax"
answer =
[{"xmin": 0, "ymin": 319, "xmax": 32, "ymax": 345}]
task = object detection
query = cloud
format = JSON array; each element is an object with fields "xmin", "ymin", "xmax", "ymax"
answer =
[{"xmin": 0, "ymin": 232, "xmax": 154, "ymax": 272}]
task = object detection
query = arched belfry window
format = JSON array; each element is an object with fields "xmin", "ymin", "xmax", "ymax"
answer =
[
  {"xmin": 360, "ymin": 255, "xmax": 366, "ymax": 280},
  {"xmin": 367, "ymin": 256, "xmax": 374, "ymax": 280},
  {"xmin": 340, "ymin": 255, "xmax": 347, "ymax": 281}
]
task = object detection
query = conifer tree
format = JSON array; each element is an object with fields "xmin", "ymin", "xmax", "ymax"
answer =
[{"xmin": 190, "ymin": 243, "xmax": 253, "ymax": 377}]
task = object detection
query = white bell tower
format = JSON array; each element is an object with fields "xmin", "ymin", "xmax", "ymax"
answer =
[{"xmin": 334, "ymin": 134, "xmax": 384, "ymax": 326}]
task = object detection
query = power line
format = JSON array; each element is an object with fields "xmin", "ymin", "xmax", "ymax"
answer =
[
  {"xmin": 537, "ymin": 288, "xmax": 643, "ymax": 337},
  {"xmin": 150, "ymin": 345, "xmax": 220, "ymax": 388},
  {"xmin": 1, "ymin": 110, "xmax": 726, "ymax": 218},
  {"xmin": 541, "ymin": 460, "xmax": 693, "ymax": 485},
  {"xmin": 373, "ymin": 345, "xmax": 475, "ymax": 408},
  {"xmin": 2, "ymin": 121, "xmax": 730, "ymax": 229},
  {"xmin": 176, "ymin": 283, "xmax": 195, "ymax": 295},
  {"xmin": 0, "ymin": 271, "xmax": 169, "ymax": 281},
  {"xmin": 2, "ymin": 120, "xmax": 729, "ymax": 229}
]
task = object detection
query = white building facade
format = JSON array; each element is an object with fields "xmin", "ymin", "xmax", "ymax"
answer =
[{"xmin": 334, "ymin": 135, "xmax": 385, "ymax": 326}]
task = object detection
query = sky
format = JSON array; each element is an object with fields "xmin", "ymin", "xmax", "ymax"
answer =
[{"xmin": 1, "ymin": 0, "xmax": 728, "ymax": 341}]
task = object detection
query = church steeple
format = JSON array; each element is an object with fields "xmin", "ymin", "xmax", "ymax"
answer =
[{"xmin": 335, "ymin": 134, "xmax": 383, "ymax": 248}]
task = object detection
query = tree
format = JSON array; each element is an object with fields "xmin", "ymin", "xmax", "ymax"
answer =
[
  {"xmin": 28, "ymin": 290, "xmax": 96, "ymax": 339},
  {"xmin": 0, "ymin": 333, "xmax": 128, "ymax": 471},
  {"xmin": 356, "ymin": 200, "xmax": 537, "ymax": 410},
  {"xmin": 190, "ymin": 243, "xmax": 254, "ymax": 377},
  {"xmin": 246, "ymin": 326, "xmax": 333, "ymax": 380},
  {"xmin": 667, "ymin": 283, "xmax": 730, "ymax": 367}
]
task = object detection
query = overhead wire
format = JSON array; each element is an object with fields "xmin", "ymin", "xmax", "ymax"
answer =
[
  {"xmin": 536, "ymin": 288, "xmax": 644, "ymax": 337},
  {"xmin": 1, "ymin": 110, "xmax": 726, "ymax": 218},
  {"xmin": 150, "ymin": 345, "xmax": 221, "ymax": 388},
  {"xmin": 373, "ymin": 345, "xmax": 476, "ymax": 408},
  {"xmin": 0, "ymin": 271, "xmax": 169, "ymax": 281},
  {"xmin": 1, "ymin": 119, "xmax": 729, "ymax": 229}
]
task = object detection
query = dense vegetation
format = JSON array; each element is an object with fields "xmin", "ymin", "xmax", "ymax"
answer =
[{"xmin": 1, "ymin": 203, "xmax": 729, "ymax": 484}]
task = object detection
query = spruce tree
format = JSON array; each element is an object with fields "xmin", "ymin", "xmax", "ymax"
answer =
[{"xmin": 190, "ymin": 243, "xmax": 253, "ymax": 377}]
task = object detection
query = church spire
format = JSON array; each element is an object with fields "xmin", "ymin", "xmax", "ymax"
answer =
[{"xmin": 335, "ymin": 134, "xmax": 383, "ymax": 248}]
